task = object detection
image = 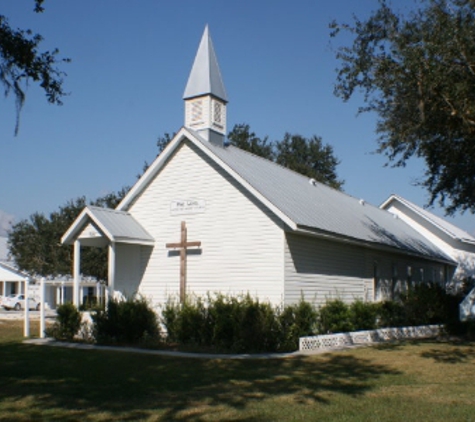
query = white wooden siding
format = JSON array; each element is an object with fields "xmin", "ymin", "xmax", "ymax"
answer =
[
  {"xmin": 115, "ymin": 243, "xmax": 143, "ymax": 297},
  {"xmin": 284, "ymin": 233, "xmax": 367, "ymax": 306},
  {"xmin": 285, "ymin": 232, "xmax": 447, "ymax": 306},
  {"xmin": 123, "ymin": 141, "xmax": 285, "ymax": 307}
]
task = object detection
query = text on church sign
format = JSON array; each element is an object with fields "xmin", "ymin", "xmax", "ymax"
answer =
[{"xmin": 170, "ymin": 199, "xmax": 206, "ymax": 216}]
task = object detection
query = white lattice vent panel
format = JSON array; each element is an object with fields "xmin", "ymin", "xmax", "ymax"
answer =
[{"xmin": 299, "ymin": 325, "xmax": 442, "ymax": 352}]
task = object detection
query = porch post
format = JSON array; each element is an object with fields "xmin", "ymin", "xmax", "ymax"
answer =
[
  {"xmin": 73, "ymin": 240, "xmax": 81, "ymax": 307},
  {"xmin": 108, "ymin": 242, "xmax": 116, "ymax": 301}
]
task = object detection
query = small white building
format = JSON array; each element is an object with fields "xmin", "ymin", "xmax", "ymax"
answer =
[
  {"xmin": 0, "ymin": 236, "xmax": 27, "ymax": 297},
  {"xmin": 62, "ymin": 27, "xmax": 456, "ymax": 309},
  {"xmin": 0, "ymin": 261, "xmax": 27, "ymax": 297},
  {"xmin": 381, "ymin": 194, "xmax": 475, "ymax": 287}
]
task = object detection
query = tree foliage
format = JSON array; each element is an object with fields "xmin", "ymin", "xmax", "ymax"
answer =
[
  {"xmin": 275, "ymin": 133, "xmax": 344, "ymax": 190},
  {"xmin": 227, "ymin": 123, "xmax": 274, "ymax": 159},
  {"xmin": 1, "ymin": 0, "xmax": 69, "ymax": 134},
  {"xmin": 330, "ymin": 0, "xmax": 475, "ymax": 214},
  {"xmin": 8, "ymin": 188, "xmax": 128, "ymax": 280},
  {"xmin": 228, "ymin": 124, "xmax": 344, "ymax": 190}
]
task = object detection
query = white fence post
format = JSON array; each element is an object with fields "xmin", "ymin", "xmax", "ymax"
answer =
[
  {"xmin": 40, "ymin": 277, "xmax": 46, "ymax": 338},
  {"xmin": 24, "ymin": 277, "xmax": 30, "ymax": 337}
]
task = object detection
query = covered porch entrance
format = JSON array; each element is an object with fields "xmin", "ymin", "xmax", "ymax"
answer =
[{"xmin": 61, "ymin": 206, "xmax": 154, "ymax": 307}]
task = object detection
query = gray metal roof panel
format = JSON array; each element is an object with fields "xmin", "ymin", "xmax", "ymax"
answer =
[
  {"xmin": 183, "ymin": 26, "xmax": 228, "ymax": 102},
  {"xmin": 189, "ymin": 134, "xmax": 452, "ymax": 262},
  {"xmin": 87, "ymin": 206, "xmax": 154, "ymax": 243}
]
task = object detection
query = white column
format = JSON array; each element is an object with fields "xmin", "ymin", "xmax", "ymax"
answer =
[
  {"xmin": 96, "ymin": 282, "xmax": 100, "ymax": 307},
  {"xmin": 73, "ymin": 240, "xmax": 81, "ymax": 307},
  {"xmin": 24, "ymin": 278, "xmax": 30, "ymax": 338},
  {"xmin": 108, "ymin": 242, "xmax": 116, "ymax": 301},
  {"xmin": 40, "ymin": 277, "xmax": 45, "ymax": 338}
]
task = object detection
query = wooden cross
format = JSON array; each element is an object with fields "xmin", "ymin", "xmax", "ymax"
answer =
[{"xmin": 166, "ymin": 221, "xmax": 201, "ymax": 302}]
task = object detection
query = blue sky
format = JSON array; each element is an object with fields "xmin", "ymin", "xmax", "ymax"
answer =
[{"xmin": 1, "ymin": 0, "xmax": 474, "ymax": 236}]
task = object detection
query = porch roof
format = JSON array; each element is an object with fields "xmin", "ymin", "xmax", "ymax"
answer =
[
  {"xmin": 61, "ymin": 206, "xmax": 154, "ymax": 246},
  {"xmin": 0, "ymin": 262, "xmax": 27, "ymax": 282}
]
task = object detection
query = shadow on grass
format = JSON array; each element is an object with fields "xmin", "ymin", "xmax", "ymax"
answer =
[
  {"xmin": 371, "ymin": 342, "xmax": 405, "ymax": 351},
  {"xmin": 419, "ymin": 342, "xmax": 475, "ymax": 364},
  {"xmin": 0, "ymin": 342, "xmax": 400, "ymax": 421}
]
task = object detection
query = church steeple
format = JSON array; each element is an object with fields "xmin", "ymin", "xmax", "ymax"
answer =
[{"xmin": 184, "ymin": 26, "xmax": 227, "ymax": 146}]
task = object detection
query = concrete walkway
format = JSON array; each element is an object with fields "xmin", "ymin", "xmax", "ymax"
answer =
[{"xmin": 23, "ymin": 337, "xmax": 348, "ymax": 360}]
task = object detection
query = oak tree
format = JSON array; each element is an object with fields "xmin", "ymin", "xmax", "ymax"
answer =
[
  {"xmin": 330, "ymin": 0, "xmax": 475, "ymax": 214},
  {"xmin": 1, "ymin": 0, "xmax": 69, "ymax": 134}
]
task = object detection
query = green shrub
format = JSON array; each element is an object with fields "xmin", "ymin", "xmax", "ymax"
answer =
[
  {"xmin": 400, "ymin": 283, "xmax": 450, "ymax": 326},
  {"xmin": 162, "ymin": 295, "xmax": 211, "ymax": 345},
  {"xmin": 237, "ymin": 296, "xmax": 279, "ymax": 353},
  {"xmin": 162, "ymin": 293, "xmax": 316, "ymax": 353},
  {"xmin": 206, "ymin": 293, "xmax": 280, "ymax": 353},
  {"xmin": 375, "ymin": 300, "xmax": 406, "ymax": 328},
  {"xmin": 161, "ymin": 297, "xmax": 180, "ymax": 342},
  {"xmin": 92, "ymin": 296, "xmax": 160, "ymax": 345},
  {"xmin": 278, "ymin": 299, "xmax": 318, "ymax": 351},
  {"xmin": 179, "ymin": 297, "xmax": 210, "ymax": 345},
  {"xmin": 207, "ymin": 294, "xmax": 240, "ymax": 350},
  {"xmin": 46, "ymin": 302, "xmax": 81, "ymax": 341},
  {"xmin": 442, "ymin": 291, "xmax": 472, "ymax": 336},
  {"xmin": 349, "ymin": 300, "xmax": 378, "ymax": 330},
  {"xmin": 318, "ymin": 299, "xmax": 353, "ymax": 334}
]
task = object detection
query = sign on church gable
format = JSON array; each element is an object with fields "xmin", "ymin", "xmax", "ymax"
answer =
[{"xmin": 170, "ymin": 199, "xmax": 206, "ymax": 216}]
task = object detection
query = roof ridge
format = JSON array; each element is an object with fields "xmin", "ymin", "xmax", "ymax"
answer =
[
  {"xmin": 88, "ymin": 205, "xmax": 130, "ymax": 215},
  {"xmin": 394, "ymin": 195, "xmax": 474, "ymax": 241},
  {"xmin": 224, "ymin": 143, "xmax": 383, "ymax": 210}
]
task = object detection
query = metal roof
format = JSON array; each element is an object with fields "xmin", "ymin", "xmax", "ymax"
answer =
[
  {"xmin": 62, "ymin": 206, "xmax": 154, "ymax": 246},
  {"xmin": 183, "ymin": 25, "xmax": 228, "ymax": 102},
  {"xmin": 188, "ymin": 132, "xmax": 454, "ymax": 263},
  {"xmin": 117, "ymin": 127, "xmax": 454, "ymax": 264},
  {"xmin": 0, "ymin": 262, "xmax": 27, "ymax": 282},
  {"xmin": 381, "ymin": 194, "xmax": 475, "ymax": 245}
]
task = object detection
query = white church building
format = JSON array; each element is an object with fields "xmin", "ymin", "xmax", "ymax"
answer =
[{"xmin": 62, "ymin": 27, "xmax": 457, "ymax": 309}]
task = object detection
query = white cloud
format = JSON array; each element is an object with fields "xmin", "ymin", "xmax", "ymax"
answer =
[{"xmin": 0, "ymin": 210, "xmax": 15, "ymax": 237}]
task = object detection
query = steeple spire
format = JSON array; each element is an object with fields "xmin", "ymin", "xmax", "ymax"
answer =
[
  {"xmin": 184, "ymin": 25, "xmax": 227, "ymax": 102},
  {"xmin": 184, "ymin": 26, "xmax": 227, "ymax": 146}
]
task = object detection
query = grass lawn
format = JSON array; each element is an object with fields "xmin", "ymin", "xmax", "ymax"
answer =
[{"xmin": 0, "ymin": 320, "xmax": 474, "ymax": 421}]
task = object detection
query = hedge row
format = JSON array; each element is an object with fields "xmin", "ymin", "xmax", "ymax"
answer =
[
  {"xmin": 48, "ymin": 283, "xmax": 472, "ymax": 352},
  {"xmin": 163, "ymin": 293, "xmax": 316, "ymax": 352}
]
